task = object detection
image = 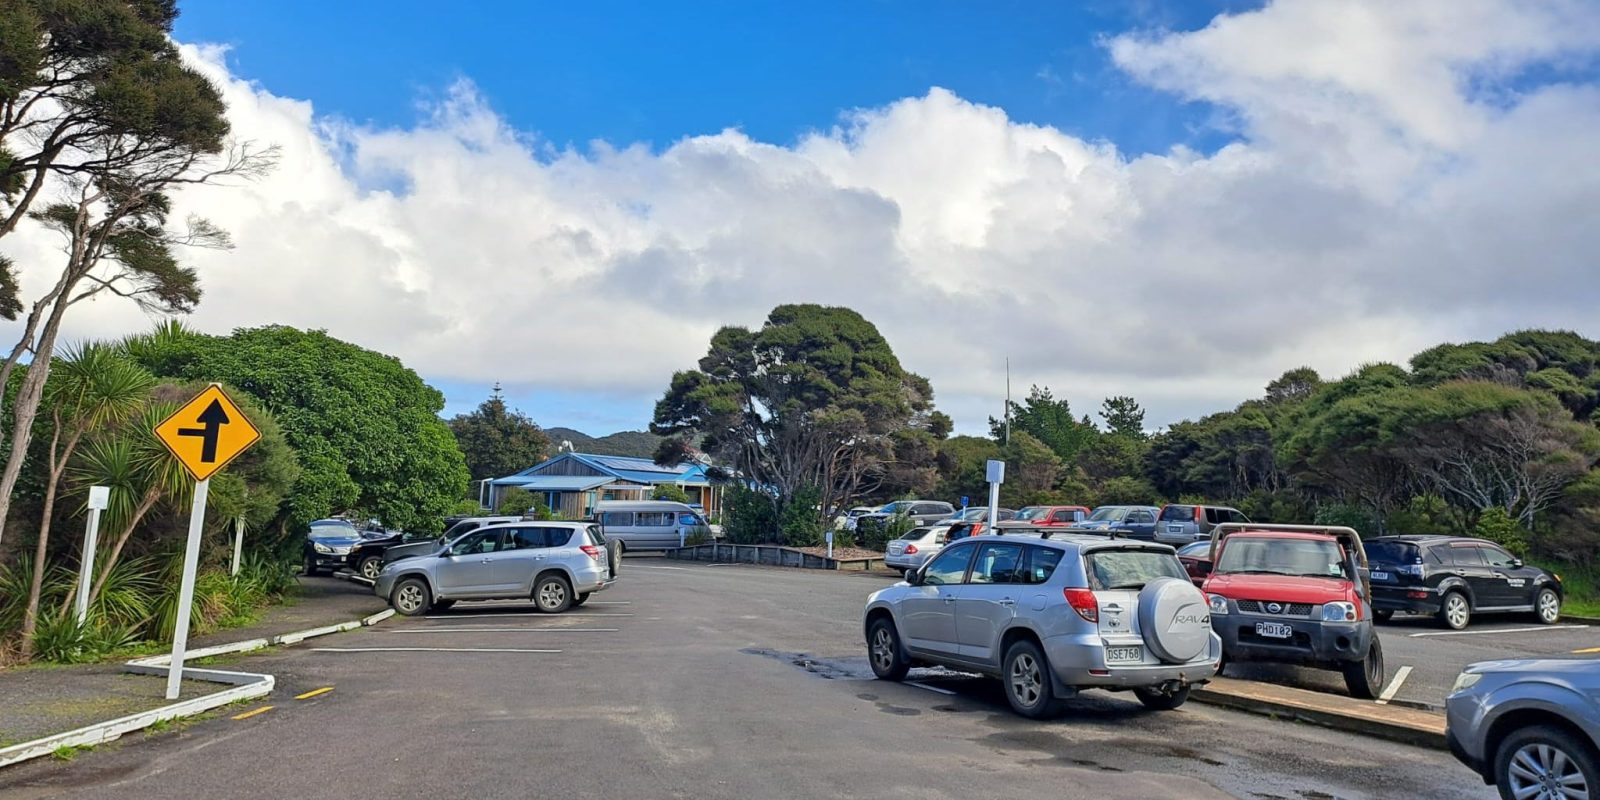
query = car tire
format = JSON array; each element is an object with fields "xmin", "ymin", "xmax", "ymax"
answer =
[
  {"xmin": 302, "ymin": 555, "xmax": 322, "ymax": 577},
  {"xmin": 430, "ymin": 599, "xmax": 455, "ymax": 612},
  {"xmin": 1493, "ymin": 725, "xmax": 1600, "ymax": 800},
  {"xmin": 1002, "ymin": 639, "xmax": 1066, "ymax": 720},
  {"xmin": 867, "ymin": 618, "xmax": 910, "ymax": 682},
  {"xmin": 1373, "ymin": 609, "xmax": 1394, "ymax": 623},
  {"xmin": 357, "ymin": 555, "xmax": 384, "ymax": 581},
  {"xmin": 1134, "ymin": 686, "xmax": 1190, "ymax": 711},
  {"xmin": 1535, "ymin": 587, "xmax": 1561, "ymax": 625},
  {"xmin": 1438, "ymin": 591, "xmax": 1472, "ymax": 630},
  {"xmin": 572, "ymin": 592, "xmax": 590, "ymax": 608},
  {"xmin": 392, "ymin": 577, "xmax": 431, "ymax": 616},
  {"xmin": 608, "ymin": 541, "xmax": 622, "ymax": 575},
  {"xmin": 534, "ymin": 574, "xmax": 573, "ymax": 614},
  {"xmin": 1342, "ymin": 636, "xmax": 1385, "ymax": 699}
]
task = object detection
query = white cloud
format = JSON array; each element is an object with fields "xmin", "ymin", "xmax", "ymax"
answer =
[{"xmin": 6, "ymin": 1, "xmax": 1600, "ymax": 434}]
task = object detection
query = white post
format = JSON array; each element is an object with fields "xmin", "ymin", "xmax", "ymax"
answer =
[
  {"xmin": 826, "ymin": 529, "xmax": 834, "ymax": 559},
  {"xmin": 166, "ymin": 479, "xmax": 210, "ymax": 700},
  {"xmin": 985, "ymin": 460, "xmax": 1005, "ymax": 535},
  {"xmin": 231, "ymin": 516, "xmax": 244, "ymax": 577},
  {"xmin": 76, "ymin": 486, "xmax": 111, "ymax": 625}
]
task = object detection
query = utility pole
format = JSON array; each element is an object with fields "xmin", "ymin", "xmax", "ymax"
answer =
[{"xmin": 1004, "ymin": 357, "xmax": 1012, "ymax": 446}]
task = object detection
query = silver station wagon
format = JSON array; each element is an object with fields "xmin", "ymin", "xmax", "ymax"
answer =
[{"xmin": 863, "ymin": 533, "xmax": 1221, "ymax": 718}]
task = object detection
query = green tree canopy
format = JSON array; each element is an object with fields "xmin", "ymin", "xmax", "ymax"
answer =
[
  {"xmin": 989, "ymin": 385, "xmax": 1096, "ymax": 462},
  {"xmin": 448, "ymin": 387, "xmax": 551, "ymax": 481}
]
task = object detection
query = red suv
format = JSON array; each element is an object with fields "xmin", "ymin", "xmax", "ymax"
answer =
[{"xmin": 1193, "ymin": 523, "xmax": 1384, "ymax": 698}]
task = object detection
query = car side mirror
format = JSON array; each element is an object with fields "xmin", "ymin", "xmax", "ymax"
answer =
[
  {"xmin": 906, "ymin": 569, "xmax": 924, "ymax": 586},
  {"xmin": 1511, "ymin": 558, "xmax": 1524, "ymax": 568},
  {"xmin": 1195, "ymin": 560, "xmax": 1213, "ymax": 576}
]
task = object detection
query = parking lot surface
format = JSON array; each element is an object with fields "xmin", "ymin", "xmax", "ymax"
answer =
[{"xmin": 1, "ymin": 561, "xmax": 1495, "ymax": 799}]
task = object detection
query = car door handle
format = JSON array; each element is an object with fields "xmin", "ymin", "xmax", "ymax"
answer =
[
  {"xmin": 943, "ymin": 597, "xmax": 956, "ymax": 604},
  {"xmin": 479, "ymin": 558, "xmax": 492, "ymax": 563},
  {"xmin": 998, "ymin": 599, "xmax": 1015, "ymax": 607}
]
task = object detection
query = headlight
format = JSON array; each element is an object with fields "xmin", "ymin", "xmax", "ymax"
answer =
[
  {"xmin": 1322, "ymin": 601, "xmax": 1357, "ymax": 622},
  {"xmin": 1452, "ymin": 672, "xmax": 1484, "ymax": 693},
  {"xmin": 314, "ymin": 543, "xmax": 332, "ymax": 554},
  {"xmin": 1207, "ymin": 594, "xmax": 1229, "ymax": 615}
]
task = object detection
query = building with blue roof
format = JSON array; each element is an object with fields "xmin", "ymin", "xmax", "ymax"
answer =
[{"xmin": 487, "ymin": 452, "xmax": 723, "ymax": 519}]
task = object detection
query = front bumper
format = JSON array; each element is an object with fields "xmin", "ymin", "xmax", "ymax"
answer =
[
  {"xmin": 308, "ymin": 550, "xmax": 350, "ymax": 570},
  {"xmin": 1444, "ymin": 694, "xmax": 1491, "ymax": 781},
  {"xmin": 1215, "ymin": 615, "xmax": 1372, "ymax": 667},
  {"xmin": 1043, "ymin": 632, "xmax": 1222, "ymax": 690},
  {"xmin": 373, "ymin": 572, "xmax": 396, "ymax": 600}
]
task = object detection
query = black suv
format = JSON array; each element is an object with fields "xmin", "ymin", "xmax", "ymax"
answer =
[{"xmin": 1365, "ymin": 535, "xmax": 1563, "ymax": 630}]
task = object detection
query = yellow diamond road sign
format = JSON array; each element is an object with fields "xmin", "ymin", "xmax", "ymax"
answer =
[{"xmin": 154, "ymin": 384, "xmax": 261, "ymax": 482}]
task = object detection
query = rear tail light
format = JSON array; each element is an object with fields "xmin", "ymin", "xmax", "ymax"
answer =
[
  {"xmin": 904, "ymin": 544, "xmax": 919, "ymax": 555},
  {"xmin": 580, "ymin": 545, "xmax": 603, "ymax": 559},
  {"xmin": 1194, "ymin": 506, "xmax": 1204, "ymax": 522},
  {"xmin": 972, "ymin": 523, "xmax": 985, "ymax": 536},
  {"xmin": 1407, "ymin": 590, "xmax": 1428, "ymax": 599},
  {"xmin": 1064, "ymin": 588, "xmax": 1099, "ymax": 623}
]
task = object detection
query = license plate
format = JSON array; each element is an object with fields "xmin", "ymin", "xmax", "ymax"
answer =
[
  {"xmin": 1167, "ymin": 524, "xmax": 1183, "ymax": 533},
  {"xmin": 1106, "ymin": 645, "xmax": 1143, "ymax": 663},
  {"xmin": 1370, "ymin": 570, "xmax": 1390, "ymax": 581},
  {"xmin": 1255, "ymin": 622, "xmax": 1293, "ymax": 639}
]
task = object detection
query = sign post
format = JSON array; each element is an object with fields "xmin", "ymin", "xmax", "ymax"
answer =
[
  {"xmin": 231, "ymin": 517, "xmax": 245, "ymax": 577},
  {"xmin": 75, "ymin": 486, "xmax": 112, "ymax": 624},
  {"xmin": 826, "ymin": 529, "xmax": 834, "ymax": 559},
  {"xmin": 985, "ymin": 460, "xmax": 1005, "ymax": 536},
  {"xmin": 153, "ymin": 384, "xmax": 261, "ymax": 700}
]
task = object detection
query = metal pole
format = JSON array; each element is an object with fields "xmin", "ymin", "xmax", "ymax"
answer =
[
  {"xmin": 231, "ymin": 516, "xmax": 244, "ymax": 577},
  {"xmin": 74, "ymin": 509, "xmax": 102, "ymax": 624},
  {"xmin": 987, "ymin": 481, "xmax": 1000, "ymax": 536},
  {"xmin": 166, "ymin": 478, "xmax": 210, "ymax": 700}
]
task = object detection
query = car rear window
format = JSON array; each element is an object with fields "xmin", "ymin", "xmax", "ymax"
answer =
[
  {"xmin": 1365, "ymin": 541, "xmax": 1419, "ymax": 564},
  {"xmin": 1083, "ymin": 550, "xmax": 1187, "ymax": 590},
  {"xmin": 1023, "ymin": 547, "xmax": 1063, "ymax": 584},
  {"xmin": 897, "ymin": 528, "xmax": 932, "ymax": 541},
  {"xmin": 1160, "ymin": 505, "xmax": 1195, "ymax": 522},
  {"xmin": 586, "ymin": 525, "xmax": 606, "ymax": 546}
]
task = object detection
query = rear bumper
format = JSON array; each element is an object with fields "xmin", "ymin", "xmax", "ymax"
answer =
[
  {"xmin": 884, "ymin": 553, "xmax": 928, "ymax": 571},
  {"xmin": 1043, "ymin": 632, "xmax": 1222, "ymax": 689},
  {"xmin": 1372, "ymin": 587, "xmax": 1441, "ymax": 614},
  {"xmin": 572, "ymin": 564, "xmax": 613, "ymax": 594},
  {"xmin": 1216, "ymin": 617, "xmax": 1371, "ymax": 666}
]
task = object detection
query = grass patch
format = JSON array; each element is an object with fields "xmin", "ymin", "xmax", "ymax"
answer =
[
  {"xmin": 50, "ymin": 743, "xmax": 89, "ymax": 761},
  {"xmin": 1532, "ymin": 560, "xmax": 1600, "ymax": 616}
]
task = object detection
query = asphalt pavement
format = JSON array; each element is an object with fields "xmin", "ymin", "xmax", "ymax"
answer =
[{"xmin": 0, "ymin": 560, "xmax": 1496, "ymax": 799}]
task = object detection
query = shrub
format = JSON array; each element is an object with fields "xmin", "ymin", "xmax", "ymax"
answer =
[
  {"xmin": 859, "ymin": 513, "xmax": 916, "ymax": 552},
  {"xmin": 450, "ymin": 498, "xmax": 484, "ymax": 516},
  {"xmin": 683, "ymin": 527, "xmax": 712, "ymax": 547},
  {"xmin": 780, "ymin": 486, "xmax": 826, "ymax": 547},
  {"xmin": 1095, "ymin": 476, "xmax": 1160, "ymax": 506},
  {"xmin": 652, "ymin": 484, "xmax": 690, "ymax": 503},
  {"xmin": 723, "ymin": 485, "xmax": 778, "ymax": 544},
  {"xmin": 1313, "ymin": 503, "xmax": 1377, "ymax": 536},
  {"xmin": 496, "ymin": 488, "xmax": 536, "ymax": 516},
  {"xmin": 1473, "ymin": 507, "xmax": 1529, "ymax": 557}
]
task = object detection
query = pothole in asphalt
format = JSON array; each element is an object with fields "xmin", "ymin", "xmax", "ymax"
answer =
[{"xmin": 740, "ymin": 648, "xmax": 978, "ymax": 683}]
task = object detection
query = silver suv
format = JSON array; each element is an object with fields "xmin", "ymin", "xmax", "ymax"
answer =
[
  {"xmin": 863, "ymin": 533, "xmax": 1221, "ymax": 718},
  {"xmin": 375, "ymin": 521, "xmax": 615, "ymax": 616},
  {"xmin": 1446, "ymin": 658, "xmax": 1600, "ymax": 799}
]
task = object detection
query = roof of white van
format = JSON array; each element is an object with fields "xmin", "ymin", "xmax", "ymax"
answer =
[{"xmin": 594, "ymin": 500, "xmax": 697, "ymax": 510}]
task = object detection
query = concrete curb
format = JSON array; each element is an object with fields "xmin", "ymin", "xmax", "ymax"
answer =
[
  {"xmin": 1191, "ymin": 677, "xmax": 1447, "ymax": 750},
  {"xmin": 0, "ymin": 608, "xmax": 395, "ymax": 770}
]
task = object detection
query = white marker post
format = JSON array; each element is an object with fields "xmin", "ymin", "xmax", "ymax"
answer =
[
  {"xmin": 166, "ymin": 479, "xmax": 210, "ymax": 700},
  {"xmin": 231, "ymin": 517, "xmax": 245, "ymax": 577},
  {"xmin": 826, "ymin": 529, "xmax": 834, "ymax": 559},
  {"xmin": 985, "ymin": 459, "xmax": 1005, "ymax": 535},
  {"xmin": 75, "ymin": 486, "xmax": 111, "ymax": 624}
]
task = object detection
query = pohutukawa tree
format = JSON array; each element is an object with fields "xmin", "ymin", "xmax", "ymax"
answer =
[
  {"xmin": 651, "ymin": 304, "xmax": 948, "ymax": 525},
  {"xmin": 0, "ymin": 0, "xmax": 277, "ymax": 548}
]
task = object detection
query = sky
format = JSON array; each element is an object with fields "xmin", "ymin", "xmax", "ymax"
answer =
[{"xmin": 6, "ymin": 0, "xmax": 1600, "ymax": 437}]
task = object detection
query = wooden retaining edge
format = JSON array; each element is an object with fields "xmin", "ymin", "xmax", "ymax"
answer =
[
  {"xmin": 0, "ymin": 609, "xmax": 396, "ymax": 770},
  {"xmin": 665, "ymin": 543, "xmax": 886, "ymax": 571},
  {"xmin": 1192, "ymin": 676, "xmax": 1448, "ymax": 750}
]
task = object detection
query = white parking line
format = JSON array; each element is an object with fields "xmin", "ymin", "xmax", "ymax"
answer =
[
  {"xmin": 1409, "ymin": 624, "xmax": 1589, "ymax": 638},
  {"xmin": 908, "ymin": 681, "xmax": 957, "ymax": 696},
  {"xmin": 386, "ymin": 627, "xmax": 620, "ymax": 633},
  {"xmin": 1375, "ymin": 665, "xmax": 1413, "ymax": 705},
  {"xmin": 582, "ymin": 601, "xmax": 632, "ymax": 605},
  {"xmin": 705, "ymin": 563, "xmax": 742, "ymax": 567},
  {"xmin": 423, "ymin": 612, "xmax": 634, "ymax": 619},
  {"xmin": 311, "ymin": 647, "xmax": 561, "ymax": 654}
]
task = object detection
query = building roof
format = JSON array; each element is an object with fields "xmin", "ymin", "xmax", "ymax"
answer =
[
  {"xmin": 487, "ymin": 475, "xmax": 614, "ymax": 491},
  {"xmin": 495, "ymin": 452, "xmax": 713, "ymax": 488}
]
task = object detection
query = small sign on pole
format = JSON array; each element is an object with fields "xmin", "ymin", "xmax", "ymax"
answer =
[
  {"xmin": 985, "ymin": 459, "xmax": 1005, "ymax": 536},
  {"xmin": 75, "ymin": 486, "xmax": 112, "ymax": 624},
  {"xmin": 231, "ymin": 517, "xmax": 245, "ymax": 577},
  {"xmin": 153, "ymin": 384, "xmax": 261, "ymax": 700}
]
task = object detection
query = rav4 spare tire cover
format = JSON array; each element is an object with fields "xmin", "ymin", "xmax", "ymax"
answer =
[{"xmin": 1138, "ymin": 577, "xmax": 1212, "ymax": 664}]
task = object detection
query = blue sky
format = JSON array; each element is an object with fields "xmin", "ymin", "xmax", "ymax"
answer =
[{"xmin": 172, "ymin": 1, "xmax": 1259, "ymax": 431}]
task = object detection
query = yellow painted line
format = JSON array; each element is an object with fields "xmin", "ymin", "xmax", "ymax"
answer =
[
  {"xmin": 294, "ymin": 687, "xmax": 334, "ymax": 700},
  {"xmin": 231, "ymin": 705, "xmax": 274, "ymax": 721},
  {"xmin": 1572, "ymin": 647, "xmax": 1600, "ymax": 654}
]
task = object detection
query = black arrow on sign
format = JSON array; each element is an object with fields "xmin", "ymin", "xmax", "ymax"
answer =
[{"xmin": 177, "ymin": 399, "xmax": 229, "ymax": 463}]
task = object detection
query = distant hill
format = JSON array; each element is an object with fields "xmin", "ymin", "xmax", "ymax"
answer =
[{"xmin": 544, "ymin": 427, "xmax": 664, "ymax": 459}]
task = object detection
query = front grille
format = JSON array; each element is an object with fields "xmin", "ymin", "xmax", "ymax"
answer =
[{"xmin": 1237, "ymin": 600, "xmax": 1313, "ymax": 616}]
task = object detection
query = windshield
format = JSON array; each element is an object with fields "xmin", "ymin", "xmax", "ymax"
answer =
[
  {"xmin": 1015, "ymin": 507, "xmax": 1049, "ymax": 521},
  {"xmin": 309, "ymin": 521, "xmax": 357, "ymax": 537},
  {"xmin": 1086, "ymin": 507, "xmax": 1127, "ymax": 522},
  {"xmin": 1216, "ymin": 537, "xmax": 1348, "ymax": 579},
  {"xmin": 957, "ymin": 508, "xmax": 988, "ymax": 521},
  {"xmin": 1083, "ymin": 550, "xmax": 1188, "ymax": 590},
  {"xmin": 1365, "ymin": 541, "xmax": 1419, "ymax": 564}
]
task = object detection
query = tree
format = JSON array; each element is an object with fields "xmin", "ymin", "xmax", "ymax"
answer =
[
  {"xmin": 997, "ymin": 431, "xmax": 1063, "ymax": 507},
  {"xmin": 651, "ymin": 305, "xmax": 940, "ymax": 523},
  {"xmin": 1266, "ymin": 367, "xmax": 1322, "ymax": 405},
  {"xmin": 448, "ymin": 386, "xmax": 551, "ymax": 481},
  {"xmin": 18, "ymin": 344, "xmax": 151, "ymax": 656},
  {"xmin": 651, "ymin": 484, "xmax": 689, "ymax": 503},
  {"xmin": 934, "ymin": 435, "xmax": 1000, "ymax": 505},
  {"xmin": 123, "ymin": 324, "xmax": 468, "ymax": 534},
  {"xmin": 989, "ymin": 385, "xmax": 1096, "ymax": 461},
  {"xmin": 1100, "ymin": 396, "xmax": 1146, "ymax": 439}
]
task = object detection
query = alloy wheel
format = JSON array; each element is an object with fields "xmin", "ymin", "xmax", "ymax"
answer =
[
  {"xmin": 1447, "ymin": 595, "xmax": 1470, "ymax": 628},
  {"xmin": 539, "ymin": 581, "xmax": 567, "ymax": 609},
  {"xmin": 1508, "ymin": 742, "xmax": 1588, "ymax": 800},
  {"xmin": 1010, "ymin": 653, "xmax": 1042, "ymax": 707},
  {"xmin": 871, "ymin": 629, "xmax": 894, "ymax": 672},
  {"xmin": 396, "ymin": 584, "xmax": 424, "ymax": 614},
  {"xmin": 360, "ymin": 557, "xmax": 382, "ymax": 580},
  {"xmin": 1540, "ymin": 590, "xmax": 1561, "ymax": 623}
]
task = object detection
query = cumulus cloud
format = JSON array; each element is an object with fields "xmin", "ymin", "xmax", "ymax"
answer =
[{"xmin": 6, "ymin": 0, "xmax": 1600, "ymax": 433}]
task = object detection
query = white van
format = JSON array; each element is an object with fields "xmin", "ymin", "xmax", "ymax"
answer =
[{"xmin": 593, "ymin": 501, "xmax": 712, "ymax": 552}]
